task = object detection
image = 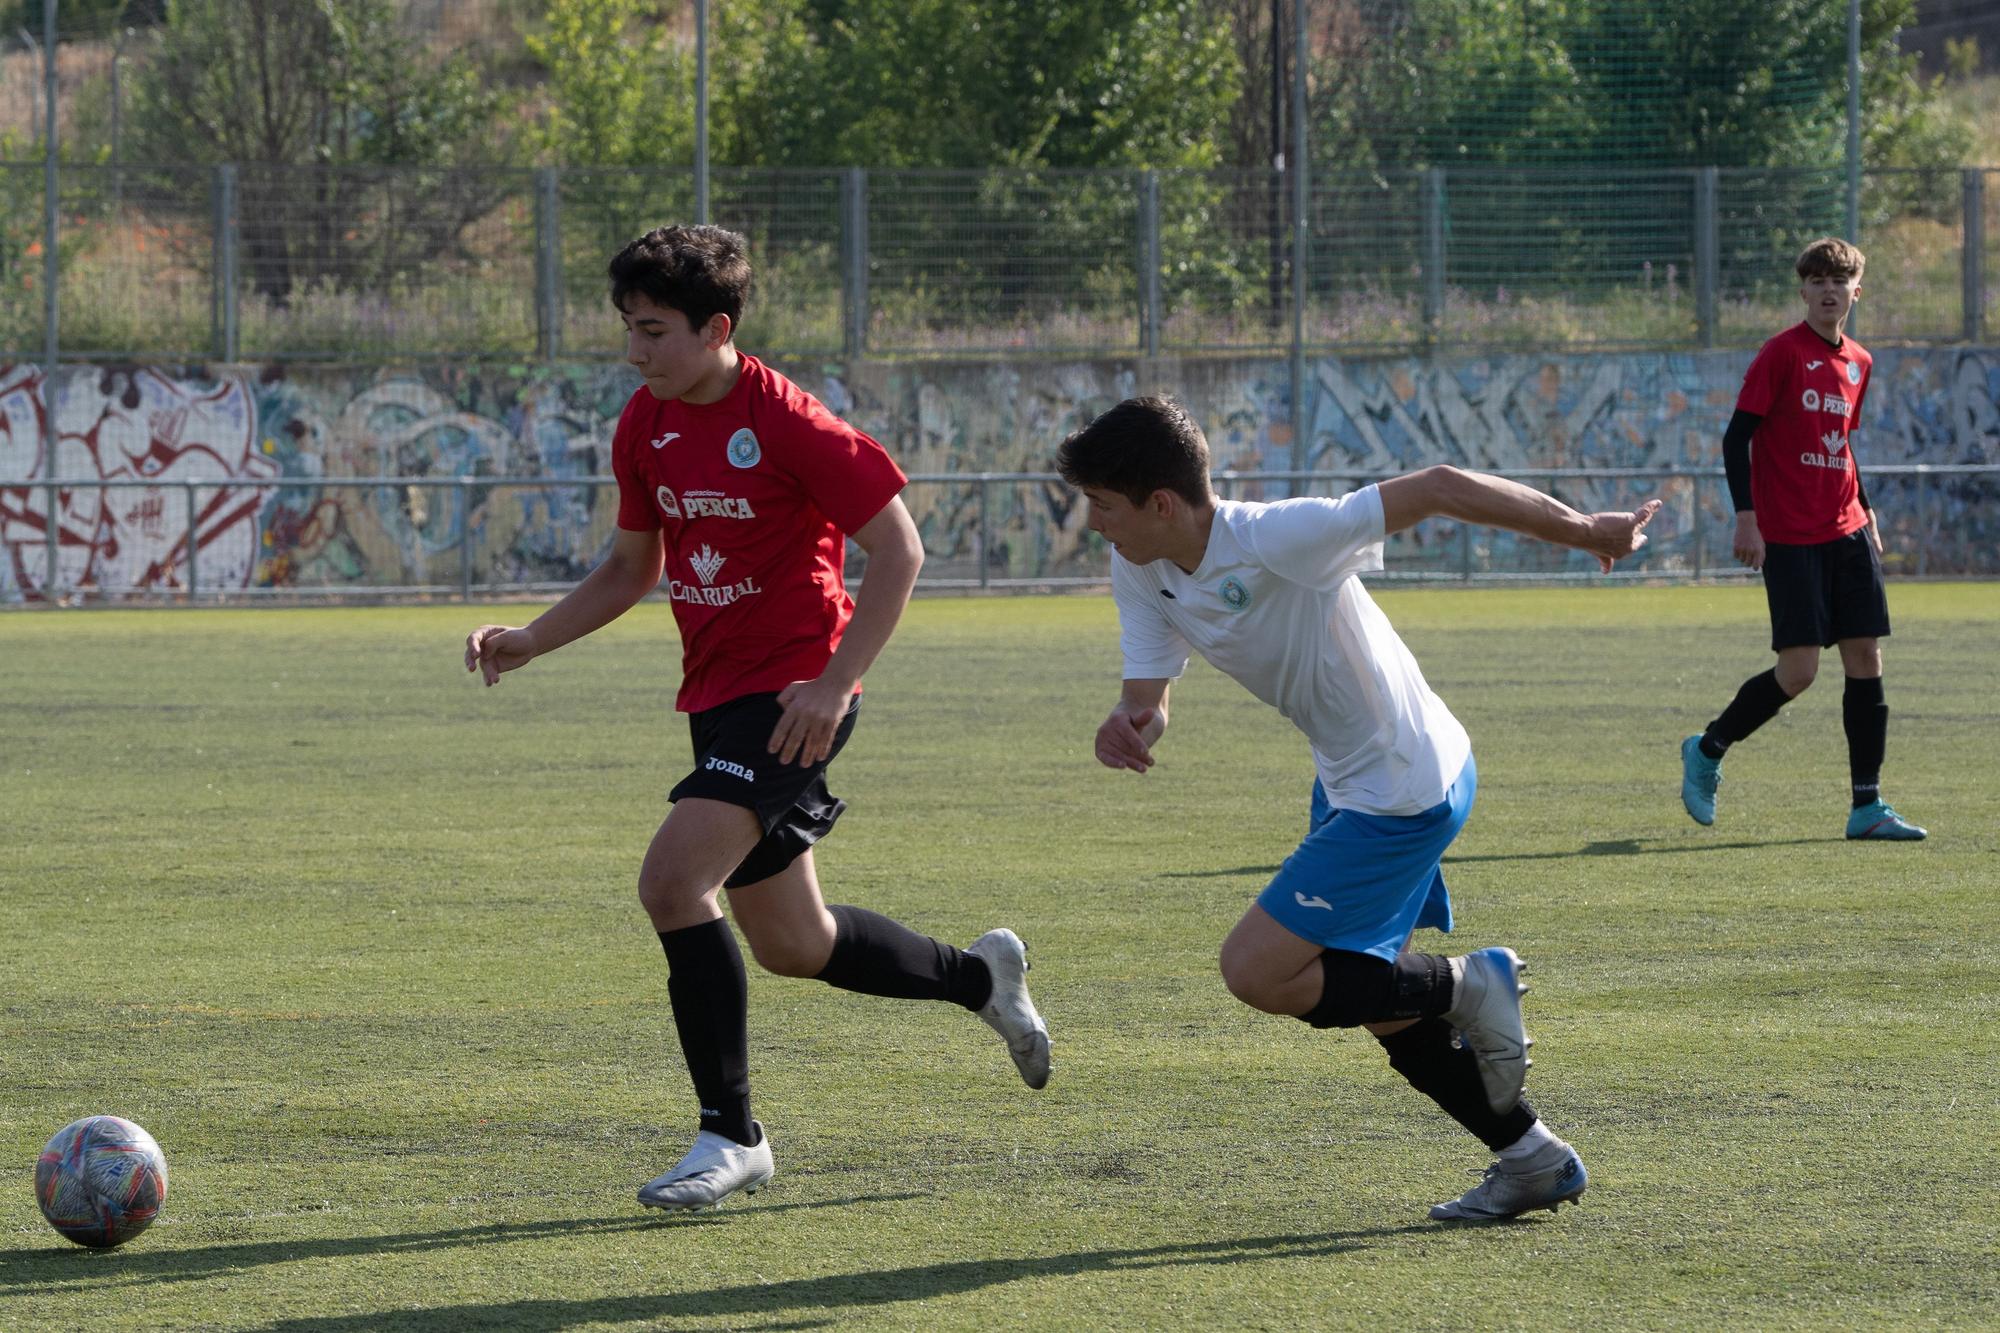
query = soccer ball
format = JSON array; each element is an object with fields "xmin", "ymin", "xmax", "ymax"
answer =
[{"xmin": 35, "ymin": 1115, "xmax": 169, "ymax": 1249}]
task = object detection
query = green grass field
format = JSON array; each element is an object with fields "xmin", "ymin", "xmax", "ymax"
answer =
[{"xmin": 4, "ymin": 584, "xmax": 1997, "ymax": 1331}]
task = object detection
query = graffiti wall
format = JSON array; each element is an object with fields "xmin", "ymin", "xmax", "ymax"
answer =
[{"xmin": 3, "ymin": 347, "xmax": 1996, "ymax": 601}]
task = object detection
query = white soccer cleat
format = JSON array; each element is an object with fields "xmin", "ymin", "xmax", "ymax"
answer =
[
  {"xmin": 636, "ymin": 1121, "xmax": 774, "ymax": 1212},
  {"xmin": 1429, "ymin": 1136, "xmax": 1588, "ymax": 1222},
  {"xmin": 1443, "ymin": 946, "xmax": 1532, "ymax": 1113},
  {"xmin": 966, "ymin": 928, "xmax": 1051, "ymax": 1090}
]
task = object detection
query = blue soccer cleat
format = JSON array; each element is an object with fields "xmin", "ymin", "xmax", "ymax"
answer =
[
  {"xmin": 1430, "ymin": 1137, "xmax": 1588, "ymax": 1222},
  {"xmin": 1846, "ymin": 800, "xmax": 1927, "ymax": 841},
  {"xmin": 1680, "ymin": 734, "xmax": 1721, "ymax": 826}
]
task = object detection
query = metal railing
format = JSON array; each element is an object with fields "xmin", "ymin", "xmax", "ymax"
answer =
[{"xmin": 6, "ymin": 466, "xmax": 1995, "ymax": 606}]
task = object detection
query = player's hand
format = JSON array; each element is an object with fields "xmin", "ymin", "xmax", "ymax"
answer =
[
  {"xmin": 1733, "ymin": 513, "xmax": 1766, "ymax": 571},
  {"xmin": 1096, "ymin": 707, "xmax": 1159, "ymax": 773},
  {"xmin": 770, "ymin": 676, "xmax": 855, "ymax": 767},
  {"xmin": 1865, "ymin": 511, "xmax": 1883, "ymax": 555},
  {"xmin": 1581, "ymin": 498, "xmax": 1662, "ymax": 573},
  {"xmin": 465, "ymin": 624, "xmax": 539, "ymax": 686}
]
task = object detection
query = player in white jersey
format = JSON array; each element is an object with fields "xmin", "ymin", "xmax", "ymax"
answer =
[{"xmin": 1058, "ymin": 396, "xmax": 1660, "ymax": 1221}]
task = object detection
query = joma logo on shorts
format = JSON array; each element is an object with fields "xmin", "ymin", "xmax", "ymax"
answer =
[{"xmin": 705, "ymin": 757, "xmax": 755, "ymax": 782}]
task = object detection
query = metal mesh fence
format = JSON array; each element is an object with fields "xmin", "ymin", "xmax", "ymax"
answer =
[{"xmin": 0, "ymin": 159, "xmax": 1993, "ymax": 364}]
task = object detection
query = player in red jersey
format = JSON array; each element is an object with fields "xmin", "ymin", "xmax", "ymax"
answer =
[
  {"xmin": 465, "ymin": 226, "xmax": 1050, "ymax": 1212},
  {"xmin": 1679, "ymin": 237, "xmax": 1925, "ymax": 841}
]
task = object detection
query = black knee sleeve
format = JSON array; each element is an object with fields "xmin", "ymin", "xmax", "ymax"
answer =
[{"xmin": 1300, "ymin": 949, "xmax": 1455, "ymax": 1029}]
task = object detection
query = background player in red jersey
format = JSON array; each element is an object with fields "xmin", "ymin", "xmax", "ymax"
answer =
[
  {"xmin": 465, "ymin": 225, "xmax": 1050, "ymax": 1212},
  {"xmin": 1679, "ymin": 238, "xmax": 1926, "ymax": 841}
]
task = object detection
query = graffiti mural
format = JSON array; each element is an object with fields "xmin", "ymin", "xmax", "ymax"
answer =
[
  {"xmin": 2, "ymin": 347, "xmax": 1996, "ymax": 602},
  {"xmin": 0, "ymin": 366, "xmax": 276, "ymax": 599}
]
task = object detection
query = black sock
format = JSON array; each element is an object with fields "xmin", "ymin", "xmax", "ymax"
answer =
[
  {"xmin": 1299, "ymin": 949, "xmax": 1454, "ymax": 1029},
  {"xmin": 658, "ymin": 918, "xmax": 755, "ymax": 1146},
  {"xmin": 1844, "ymin": 675, "xmax": 1887, "ymax": 807},
  {"xmin": 1377, "ymin": 1017, "xmax": 1538, "ymax": 1151},
  {"xmin": 1705, "ymin": 668, "xmax": 1793, "ymax": 754},
  {"xmin": 814, "ymin": 905, "xmax": 992, "ymax": 1010}
]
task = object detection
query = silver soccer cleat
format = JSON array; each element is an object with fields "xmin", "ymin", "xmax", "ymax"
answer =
[
  {"xmin": 966, "ymin": 928, "xmax": 1052, "ymax": 1090},
  {"xmin": 1430, "ymin": 1136, "xmax": 1588, "ymax": 1221},
  {"xmin": 637, "ymin": 1121, "xmax": 774, "ymax": 1212},
  {"xmin": 1443, "ymin": 946, "xmax": 1532, "ymax": 1113}
]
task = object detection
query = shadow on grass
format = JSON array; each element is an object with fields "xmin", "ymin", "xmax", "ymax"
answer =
[
  {"xmin": 235, "ymin": 1224, "xmax": 1436, "ymax": 1331},
  {"xmin": 1168, "ymin": 836, "xmax": 1826, "ymax": 878},
  {"xmin": 0, "ymin": 1192, "xmax": 927, "ymax": 1291}
]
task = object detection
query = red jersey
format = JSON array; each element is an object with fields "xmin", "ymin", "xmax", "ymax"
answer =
[
  {"xmin": 1734, "ymin": 322, "xmax": 1872, "ymax": 545},
  {"xmin": 612, "ymin": 354, "xmax": 907, "ymax": 713}
]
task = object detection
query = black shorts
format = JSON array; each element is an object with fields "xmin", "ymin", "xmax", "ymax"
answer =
[
  {"xmin": 1762, "ymin": 529, "xmax": 1892, "ymax": 651},
  {"xmin": 668, "ymin": 690, "xmax": 861, "ymax": 889}
]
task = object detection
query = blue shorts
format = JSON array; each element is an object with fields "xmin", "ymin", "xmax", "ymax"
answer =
[{"xmin": 1255, "ymin": 754, "xmax": 1476, "ymax": 961}]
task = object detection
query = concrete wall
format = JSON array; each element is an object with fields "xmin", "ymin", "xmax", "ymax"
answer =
[{"xmin": 3, "ymin": 346, "xmax": 1996, "ymax": 601}]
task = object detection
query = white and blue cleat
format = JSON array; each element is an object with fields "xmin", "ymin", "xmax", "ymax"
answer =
[
  {"xmin": 1430, "ymin": 1137, "xmax": 1589, "ymax": 1221},
  {"xmin": 1444, "ymin": 946, "xmax": 1532, "ymax": 1114},
  {"xmin": 637, "ymin": 1121, "xmax": 774, "ymax": 1213}
]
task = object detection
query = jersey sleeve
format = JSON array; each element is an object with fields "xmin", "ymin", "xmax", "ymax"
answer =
[
  {"xmin": 1111, "ymin": 556, "xmax": 1191, "ymax": 681},
  {"xmin": 1233, "ymin": 488, "xmax": 1386, "ymax": 591},
  {"xmin": 1735, "ymin": 339, "xmax": 1785, "ymax": 416},
  {"xmin": 611, "ymin": 394, "xmax": 661, "ymax": 532},
  {"xmin": 770, "ymin": 393, "xmax": 907, "ymax": 535}
]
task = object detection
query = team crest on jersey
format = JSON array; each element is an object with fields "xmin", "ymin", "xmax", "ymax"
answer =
[
  {"xmin": 655, "ymin": 485, "xmax": 682, "ymax": 518},
  {"xmin": 726, "ymin": 428, "xmax": 762, "ymax": 468},
  {"xmin": 1218, "ymin": 576, "xmax": 1252, "ymax": 611},
  {"xmin": 1846, "ymin": 361, "xmax": 1861, "ymax": 385}
]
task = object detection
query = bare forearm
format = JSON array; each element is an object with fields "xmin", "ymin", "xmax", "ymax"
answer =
[
  {"xmin": 526, "ymin": 553, "xmax": 658, "ymax": 654},
  {"xmin": 1395, "ymin": 466, "xmax": 1591, "ymax": 547}
]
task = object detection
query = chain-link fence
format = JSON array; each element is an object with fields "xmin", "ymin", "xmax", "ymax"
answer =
[{"xmin": 2, "ymin": 161, "xmax": 1994, "ymax": 364}]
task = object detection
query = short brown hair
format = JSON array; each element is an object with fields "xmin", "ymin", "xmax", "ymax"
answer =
[
  {"xmin": 1796, "ymin": 237, "xmax": 1865, "ymax": 282},
  {"xmin": 608, "ymin": 225, "xmax": 752, "ymax": 333},
  {"xmin": 1056, "ymin": 396, "xmax": 1215, "ymax": 508}
]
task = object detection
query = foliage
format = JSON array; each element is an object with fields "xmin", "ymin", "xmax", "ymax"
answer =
[
  {"xmin": 721, "ymin": 0, "xmax": 1239, "ymax": 171},
  {"xmin": 121, "ymin": 0, "xmax": 516, "ymax": 303}
]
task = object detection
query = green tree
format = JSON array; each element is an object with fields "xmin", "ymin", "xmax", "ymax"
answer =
[{"xmin": 126, "ymin": 0, "xmax": 513, "ymax": 302}]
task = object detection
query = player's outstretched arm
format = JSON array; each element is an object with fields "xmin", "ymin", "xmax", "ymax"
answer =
[
  {"xmin": 464, "ymin": 527, "xmax": 665, "ymax": 686},
  {"xmin": 770, "ymin": 495, "xmax": 923, "ymax": 766},
  {"xmin": 1377, "ymin": 465, "xmax": 1661, "ymax": 573},
  {"xmin": 1097, "ymin": 679, "xmax": 1171, "ymax": 774}
]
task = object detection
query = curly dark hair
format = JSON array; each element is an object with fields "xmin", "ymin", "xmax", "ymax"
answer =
[{"xmin": 607, "ymin": 225, "xmax": 753, "ymax": 334}]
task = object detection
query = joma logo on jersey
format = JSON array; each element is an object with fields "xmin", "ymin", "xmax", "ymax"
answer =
[{"xmin": 704, "ymin": 756, "xmax": 754, "ymax": 782}]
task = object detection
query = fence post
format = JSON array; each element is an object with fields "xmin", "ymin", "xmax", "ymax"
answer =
[
  {"xmin": 213, "ymin": 165, "xmax": 240, "ymax": 362},
  {"xmin": 535, "ymin": 168, "xmax": 561, "ymax": 360},
  {"xmin": 44, "ymin": 480, "xmax": 58, "ymax": 602},
  {"xmin": 458, "ymin": 478, "xmax": 473, "ymax": 600},
  {"xmin": 1422, "ymin": 168, "xmax": 1446, "ymax": 345},
  {"xmin": 1140, "ymin": 170, "xmax": 1160, "ymax": 358},
  {"xmin": 1459, "ymin": 520, "xmax": 1472, "ymax": 581},
  {"xmin": 1695, "ymin": 167, "xmax": 1719, "ymax": 349},
  {"xmin": 1964, "ymin": 169, "xmax": 1985, "ymax": 344},
  {"xmin": 842, "ymin": 167, "xmax": 868, "ymax": 360},
  {"xmin": 1691, "ymin": 471, "xmax": 1705, "ymax": 580},
  {"xmin": 1916, "ymin": 467, "xmax": 1930, "ymax": 577},
  {"xmin": 182, "ymin": 483, "xmax": 199, "ymax": 601},
  {"xmin": 977, "ymin": 477, "xmax": 991, "ymax": 590}
]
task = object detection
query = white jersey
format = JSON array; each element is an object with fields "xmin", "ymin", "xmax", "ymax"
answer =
[{"xmin": 1111, "ymin": 487, "xmax": 1471, "ymax": 817}]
